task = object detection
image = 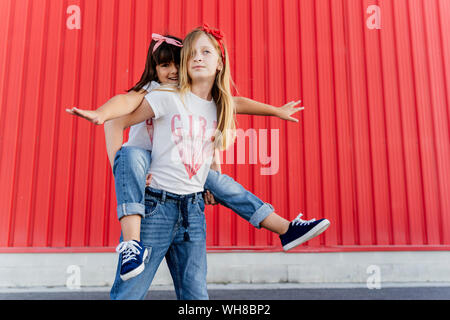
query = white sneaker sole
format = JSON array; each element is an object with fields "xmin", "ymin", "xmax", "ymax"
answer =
[
  {"xmin": 120, "ymin": 248, "xmax": 149, "ymax": 281},
  {"xmin": 282, "ymin": 219, "xmax": 330, "ymax": 251}
]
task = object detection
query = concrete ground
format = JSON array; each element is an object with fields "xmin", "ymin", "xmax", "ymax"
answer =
[{"xmin": 1, "ymin": 283, "xmax": 450, "ymax": 300}]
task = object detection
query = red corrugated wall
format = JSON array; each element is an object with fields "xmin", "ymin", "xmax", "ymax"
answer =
[{"xmin": 0, "ymin": 0, "xmax": 449, "ymax": 252}]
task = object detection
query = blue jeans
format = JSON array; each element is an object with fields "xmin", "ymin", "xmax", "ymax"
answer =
[
  {"xmin": 113, "ymin": 146, "xmax": 152, "ymax": 220},
  {"xmin": 110, "ymin": 188, "xmax": 208, "ymax": 300},
  {"xmin": 110, "ymin": 146, "xmax": 274, "ymax": 299},
  {"xmin": 112, "ymin": 146, "xmax": 274, "ymax": 225},
  {"xmin": 204, "ymin": 169, "xmax": 274, "ymax": 228}
]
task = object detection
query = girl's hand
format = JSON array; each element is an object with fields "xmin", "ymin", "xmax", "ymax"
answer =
[
  {"xmin": 276, "ymin": 100, "xmax": 304, "ymax": 122},
  {"xmin": 203, "ymin": 190, "xmax": 218, "ymax": 205},
  {"xmin": 66, "ymin": 107, "xmax": 105, "ymax": 125},
  {"xmin": 146, "ymin": 174, "xmax": 152, "ymax": 186}
]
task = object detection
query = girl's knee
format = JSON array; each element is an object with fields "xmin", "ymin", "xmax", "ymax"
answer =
[{"xmin": 120, "ymin": 147, "xmax": 151, "ymax": 169}]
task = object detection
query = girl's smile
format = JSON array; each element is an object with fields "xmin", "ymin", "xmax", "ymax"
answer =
[{"xmin": 155, "ymin": 61, "xmax": 179, "ymax": 84}]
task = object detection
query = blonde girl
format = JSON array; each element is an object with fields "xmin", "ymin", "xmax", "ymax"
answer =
[{"xmin": 68, "ymin": 26, "xmax": 329, "ymax": 299}]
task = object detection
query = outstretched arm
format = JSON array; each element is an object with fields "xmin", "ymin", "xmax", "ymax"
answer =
[
  {"xmin": 66, "ymin": 89, "xmax": 147, "ymax": 125},
  {"xmin": 233, "ymin": 97, "xmax": 304, "ymax": 122}
]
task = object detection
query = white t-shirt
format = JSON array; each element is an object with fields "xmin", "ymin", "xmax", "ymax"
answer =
[
  {"xmin": 122, "ymin": 81, "xmax": 159, "ymax": 150},
  {"xmin": 145, "ymin": 88, "xmax": 217, "ymax": 194}
]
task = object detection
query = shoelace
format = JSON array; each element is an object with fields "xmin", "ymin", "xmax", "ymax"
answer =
[
  {"xmin": 292, "ymin": 213, "xmax": 316, "ymax": 226},
  {"xmin": 116, "ymin": 240, "xmax": 142, "ymax": 265}
]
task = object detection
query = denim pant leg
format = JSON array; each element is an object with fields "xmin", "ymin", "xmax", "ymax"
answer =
[
  {"xmin": 109, "ymin": 233, "xmax": 169, "ymax": 300},
  {"xmin": 204, "ymin": 169, "xmax": 274, "ymax": 229},
  {"xmin": 165, "ymin": 197, "xmax": 208, "ymax": 300},
  {"xmin": 110, "ymin": 194, "xmax": 178, "ymax": 300},
  {"xmin": 113, "ymin": 146, "xmax": 152, "ymax": 220},
  {"xmin": 110, "ymin": 190, "xmax": 209, "ymax": 300}
]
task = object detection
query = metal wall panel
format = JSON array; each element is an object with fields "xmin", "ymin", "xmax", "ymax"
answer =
[{"xmin": 0, "ymin": 0, "xmax": 449, "ymax": 252}]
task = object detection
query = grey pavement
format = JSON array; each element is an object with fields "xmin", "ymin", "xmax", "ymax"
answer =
[{"xmin": 1, "ymin": 283, "xmax": 450, "ymax": 300}]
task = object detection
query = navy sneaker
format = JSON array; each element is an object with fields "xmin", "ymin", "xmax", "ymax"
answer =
[
  {"xmin": 280, "ymin": 213, "xmax": 330, "ymax": 251},
  {"xmin": 115, "ymin": 240, "xmax": 148, "ymax": 281}
]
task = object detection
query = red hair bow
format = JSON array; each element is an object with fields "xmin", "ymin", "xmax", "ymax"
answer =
[{"xmin": 201, "ymin": 23, "xmax": 225, "ymax": 65}]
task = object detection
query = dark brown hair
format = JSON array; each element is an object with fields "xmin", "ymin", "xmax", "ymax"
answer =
[{"xmin": 127, "ymin": 35, "xmax": 182, "ymax": 92}]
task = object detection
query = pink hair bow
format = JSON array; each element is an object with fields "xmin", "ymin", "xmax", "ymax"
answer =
[{"xmin": 152, "ymin": 33, "xmax": 183, "ymax": 53}]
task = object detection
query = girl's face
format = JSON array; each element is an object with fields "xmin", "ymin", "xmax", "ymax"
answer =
[
  {"xmin": 155, "ymin": 61, "xmax": 179, "ymax": 85},
  {"xmin": 187, "ymin": 33, "xmax": 222, "ymax": 82}
]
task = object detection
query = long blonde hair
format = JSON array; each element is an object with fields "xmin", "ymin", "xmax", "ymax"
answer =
[{"xmin": 177, "ymin": 27, "xmax": 236, "ymax": 150}]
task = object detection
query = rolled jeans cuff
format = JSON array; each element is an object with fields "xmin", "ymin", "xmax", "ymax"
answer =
[
  {"xmin": 249, "ymin": 203, "xmax": 274, "ymax": 229},
  {"xmin": 117, "ymin": 202, "xmax": 146, "ymax": 221}
]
